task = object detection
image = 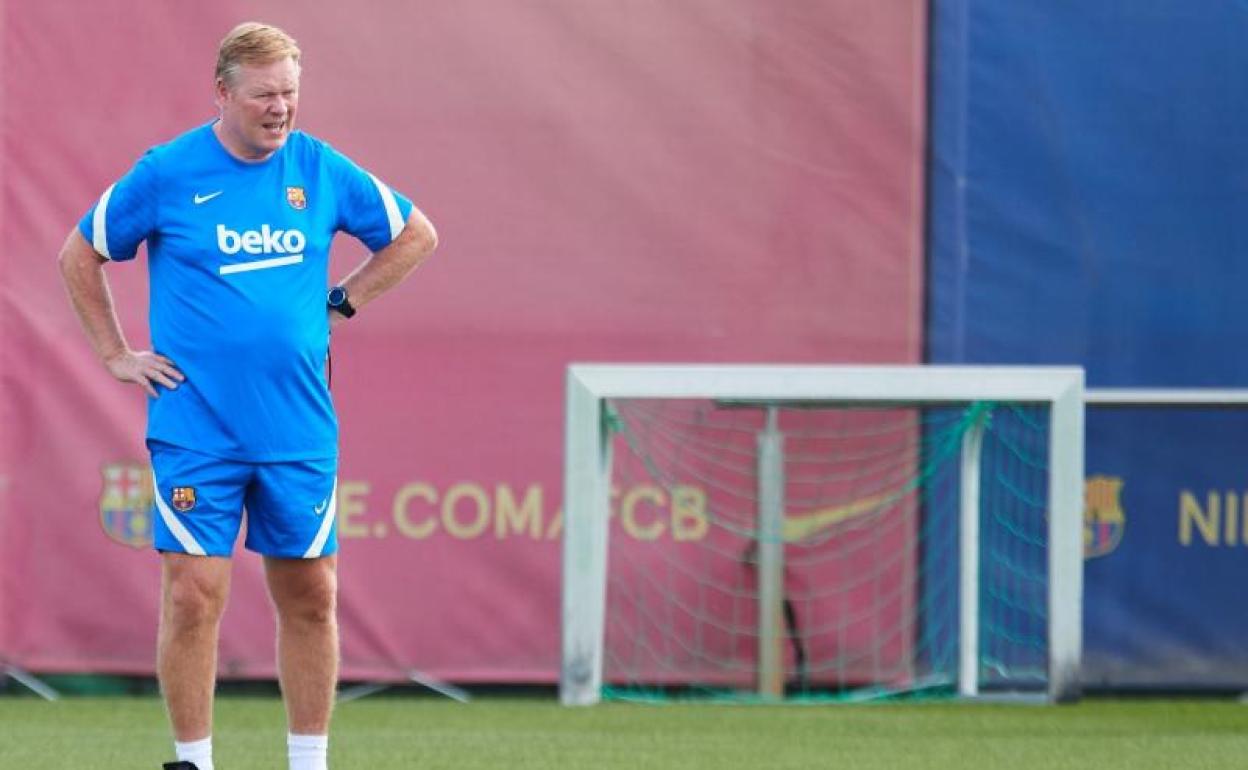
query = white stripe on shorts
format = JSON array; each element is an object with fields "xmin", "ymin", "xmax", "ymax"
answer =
[
  {"xmin": 302, "ymin": 477, "xmax": 339, "ymax": 559},
  {"xmin": 152, "ymin": 474, "xmax": 207, "ymax": 556}
]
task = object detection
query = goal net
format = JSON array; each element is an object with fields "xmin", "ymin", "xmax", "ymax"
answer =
[{"xmin": 561, "ymin": 365, "xmax": 1083, "ymax": 705}]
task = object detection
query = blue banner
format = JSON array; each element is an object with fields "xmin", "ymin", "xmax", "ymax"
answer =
[{"xmin": 929, "ymin": 1, "xmax": 1248, "ymax": 686}]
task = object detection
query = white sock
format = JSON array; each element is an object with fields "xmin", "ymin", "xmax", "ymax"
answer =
[
  {"xmin": 175, "ymin": 736, "xmax": 214, "ymax": 770},
  {"xmin": 288, "ymin": 733, "xmax": 329, "ymax": 770}
]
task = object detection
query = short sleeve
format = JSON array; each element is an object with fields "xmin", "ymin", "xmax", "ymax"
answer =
[
  {"xmin": 324, "ymin": 144, "xmax": 414, "ymax": 253},
  {"xmin": 77, "ymin": 151, "xmax": 161, "ymax": 262}
]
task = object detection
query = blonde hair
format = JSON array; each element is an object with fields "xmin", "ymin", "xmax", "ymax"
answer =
[{"xmin": 215, "ymin": 22, "xmax": 301, "ymax": 85}]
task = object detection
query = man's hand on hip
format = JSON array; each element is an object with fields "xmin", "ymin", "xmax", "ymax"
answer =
[{"xmin": 104, "ymin": 350, "xmax": 185, "ymax": 398}]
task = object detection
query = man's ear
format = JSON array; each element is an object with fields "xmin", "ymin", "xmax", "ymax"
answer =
[{"xmin": 214, "ymin": 77, "xmax": 229, "ymax": 109}]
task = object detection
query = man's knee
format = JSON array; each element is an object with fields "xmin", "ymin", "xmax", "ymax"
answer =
[
  {"xmin": 273, "ymin": 564, "xmax": 337, "ymax": 627},
  {"xmin": 164, "ymin": 565, "xmax": 229, "ymax": 628}
]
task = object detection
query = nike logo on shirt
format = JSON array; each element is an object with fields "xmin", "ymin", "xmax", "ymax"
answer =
[
  {"xmin": 314, "ymin": 499, "xmax": 329, "ymax": 515},
  {"xmin": 193, "ymin": 191, "xmax": 224, "ymax": 205}
]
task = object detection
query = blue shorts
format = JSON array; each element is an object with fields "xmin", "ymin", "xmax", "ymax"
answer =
[{"xmin": 149, "ymin": 441, "xmax": 338, "ymax": 559}]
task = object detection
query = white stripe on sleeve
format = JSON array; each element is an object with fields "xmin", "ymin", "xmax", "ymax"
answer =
[
  {"xmin": 368, "ymin": 173, "xmax": 405, "ymax": 242},
  {"xmin": 151, "ymin": 474, "xmax": 207, "ymax": 556},
  {"xmin": 92, "ymin": 184, "xmax": 116, "ymax": 259}
]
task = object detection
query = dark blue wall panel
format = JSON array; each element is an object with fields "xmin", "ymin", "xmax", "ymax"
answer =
[{"xmin": 929, "ymin": 1, "xmax": 1248, "ymax": 686}]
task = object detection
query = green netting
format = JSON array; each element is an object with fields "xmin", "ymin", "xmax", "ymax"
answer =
[{"xmin": 601, "ymin": 399, "xmax": 1050, "ymax": 704}]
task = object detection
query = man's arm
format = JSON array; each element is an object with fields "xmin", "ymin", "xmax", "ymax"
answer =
[
  {"xmin": 57, "ymin": 229, "xmax": 184, "ymax": 397},
  {"xmin": 331, "ymin": 207, "xmax": 438, "ymax": 325}
]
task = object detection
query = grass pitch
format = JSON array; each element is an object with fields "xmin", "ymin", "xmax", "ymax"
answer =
[{"xmin": 1, "ymin": 696, "xmax": 1246, "ymax": 769}]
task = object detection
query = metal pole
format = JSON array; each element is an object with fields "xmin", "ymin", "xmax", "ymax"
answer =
[
  {"xmin": 756, "ymin": 407, "xmax": 786, "ymax": 699},
  {"xmin": 958, "ymin": 412, "xmax": 987, "ymax": 698},
  {"xmin": 3, "ymin": 665, "xmax": 59, "ymax": 701}
]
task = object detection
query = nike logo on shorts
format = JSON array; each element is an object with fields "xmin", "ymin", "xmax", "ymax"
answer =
[
  {"xmin": 314, "ymin": 499, "xmax": 329, "ymax": 515},
  {"xmin": 194, "ymin": 190, "xmax": 224, "ymax": 205}
]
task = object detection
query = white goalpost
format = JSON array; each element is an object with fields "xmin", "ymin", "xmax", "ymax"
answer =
[{"xmin": 560, "ymin": 364, "xmax": 1084, "ymax": 706}]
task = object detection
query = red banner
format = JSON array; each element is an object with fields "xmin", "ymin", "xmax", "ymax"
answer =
[{"xmin": 0, "ymin": 0, "xmax": 927, "ymax": 681}]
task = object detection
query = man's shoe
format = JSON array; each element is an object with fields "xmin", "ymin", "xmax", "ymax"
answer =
[{"xmin": 162, "ymin": 763, "xmax": 198, "ymax": 769}]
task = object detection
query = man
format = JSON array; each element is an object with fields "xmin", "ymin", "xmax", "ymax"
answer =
[{"xmin": 58, "ymin": 22, "xmax": 437, "ymax": 770}]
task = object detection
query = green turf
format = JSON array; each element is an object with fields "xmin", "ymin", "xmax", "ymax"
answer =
[{"xmin": 1, "ymin": 696, "xmax": 1246, "ymax": 769}]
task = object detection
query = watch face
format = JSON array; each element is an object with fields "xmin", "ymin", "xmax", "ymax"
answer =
[{"xmin": 328, "ymin": 287, "xmax": 346, "ymax": 306}]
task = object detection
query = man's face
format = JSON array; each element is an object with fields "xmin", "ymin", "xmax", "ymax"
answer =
[{"xmin": 215, "ymin": 56, "xmax": 300, "ymax": 160}]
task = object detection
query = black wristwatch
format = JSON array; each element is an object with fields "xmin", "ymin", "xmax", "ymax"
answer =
[{"xmin": 327, "ymin": 285, "xmax": 356, "ymax": 318}]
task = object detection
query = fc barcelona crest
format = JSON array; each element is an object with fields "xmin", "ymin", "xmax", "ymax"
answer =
[
  {"xmin": 1084, "ymin": 475, "xmax": 1125, "ymax": 559},
  {"xmin": 286, "ymin": 186, "xmax": 307, "ymax": 210},
  {"xmin": 172, "ymin": 486, "xmax": 197, "ymax": 512},
  {"xmin": 99, "ymin": 462, "xmax": 154, "ymax": 549}
]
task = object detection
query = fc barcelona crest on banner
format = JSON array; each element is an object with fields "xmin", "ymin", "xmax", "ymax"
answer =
[
  {"xmin": 286, "ymin": 186, "xmax": 307, "ymax": 210},
  {"xmin": 1084, "ymin": 475, "xmax": 1126, "ymax": 559},
  {"xmin": 99, "ymin": 462, "xmax": 154, "ymax": 549},
  {"xmin": 172, "ymin": 486, "xmax": 197, "ymax": 512}
]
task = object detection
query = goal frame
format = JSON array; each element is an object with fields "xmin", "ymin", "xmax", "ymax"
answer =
[{"xmin": 560, "ymin": 364, "xmax": 1085, "ymax": 705}]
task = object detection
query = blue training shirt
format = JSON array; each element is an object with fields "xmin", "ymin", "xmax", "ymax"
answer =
[{"xmin": 79, "ymin": 122, "xmax": 414, "ymax": 462}]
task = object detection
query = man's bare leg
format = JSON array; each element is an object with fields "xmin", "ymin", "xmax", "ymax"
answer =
[
  {"xmin": 158, "ymin": 553, "xmax": 232, "ymax": 741},
  {"xmin": 265, "ymin": 555, "xmax": 339, "ymax": 735}
]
